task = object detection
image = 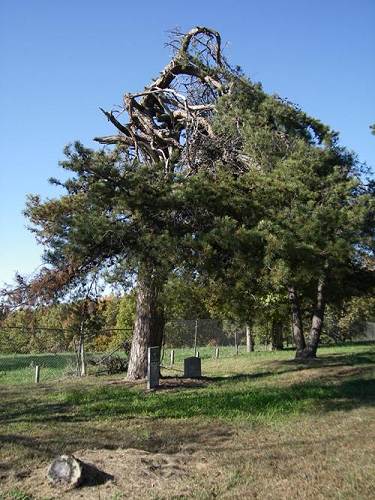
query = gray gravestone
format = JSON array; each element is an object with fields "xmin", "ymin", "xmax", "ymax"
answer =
[
  {"xmin": 184, "ymin": 356, "xmax": 201, "ymax": 378},
  {"xmin": 147, "ymin": 346, "xmax": 160, "ymax": 389}
]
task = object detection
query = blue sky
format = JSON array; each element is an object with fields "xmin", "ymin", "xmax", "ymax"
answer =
[{"xmin": 1, "ymin": 0, "xmax": 374, "ymax": 286}]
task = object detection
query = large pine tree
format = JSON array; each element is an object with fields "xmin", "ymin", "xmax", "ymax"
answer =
[{"xmin": 4, "ymin": 27, "xmax": 373, "ymax": 369}]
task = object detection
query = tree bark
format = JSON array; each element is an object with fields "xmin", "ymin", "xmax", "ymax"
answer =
[
  {"xmin": 77, "ymin": 321, "xmax": 86, "ymax": 377},
  {"xmin": 287, "ymin": 286, "xmax": 306, "ymax": 357},
  {"xmin": 304, "ymin": 277, "xmax": 326, "ymax": 358},
  {"xmin": 127, "ymin": 267, "xmax": 164, "ymax": 380},
  {"xmin": 150, "ymin": 299, "xmax": 165, "ymax": 352},
  {"xmin": 246, "ymin": 323, "xmax": 254, "ymax": 352},
  {"xmin": 290, "ymin": 277, "xmax": 326, "ymax": 360},
  {"xmin": 271, "ymin": 320, "xmax": 284, "ymax": 350}
]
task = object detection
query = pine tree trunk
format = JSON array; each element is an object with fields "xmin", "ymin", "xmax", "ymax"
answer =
[
  {"xmin": 271, "ymin": 320, "xmax": 283, "ymax": 350},
  {"xmin": 304, "ymin": 278, "xmax": 326, "ymax": 358},
  {"xmin": 127, "ymin": 268, "xmax": 164, "ymax": 381},
  {"xmin": 288, "ymin": 286, "xmax": 306, "ymax": 358},
  {"xmin": 246, "ymin": 324, "xmax": 254, "ymax": 352},
  {"xmin": 150, "ymin": 302, "xmax": 165, "ymax": 351}
]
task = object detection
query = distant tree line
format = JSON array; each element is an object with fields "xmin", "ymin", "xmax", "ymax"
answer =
[{"xmin": 1, "ymin": 275, "xmax": 373, "ymax": 354}]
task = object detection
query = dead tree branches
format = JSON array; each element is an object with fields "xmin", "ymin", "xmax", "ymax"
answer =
[{"xmin": 94, "ymin": 26, "xmax": 238, "ymax": 173}]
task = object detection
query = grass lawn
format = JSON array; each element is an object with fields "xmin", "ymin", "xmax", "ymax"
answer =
[{"xmin": 0, "ymin": 343, "xmax": 374, "ymax": 499}]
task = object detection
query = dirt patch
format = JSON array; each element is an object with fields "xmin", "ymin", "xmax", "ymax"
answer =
[
  {"xmin": 100, "ymin": 376, "xmax": 208, "ymax": 391},
  {"xmin": 4, "ymin": 447, "xmax": 211, "ymax": 499},
  {"xmin": 156, "ymin": 377, "xmax": 208, "ymax": 391}
]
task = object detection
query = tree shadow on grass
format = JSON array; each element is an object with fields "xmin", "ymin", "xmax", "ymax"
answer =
[
  {"xmin": 1, "ymin": 376, "xmax": 374, "ymax": 478},
  {"xmin": 284, "ymin": 350, "xmax": 375, "ymax": 366},
  {"xmin": 1, "ymin": 370, "xmax": 374, "ymax": 428},
  {"xmin": 252, "ymin": 349, "xmax": 375, "ymax": 381},
  {"xmin": 0, "ymin": 348, "xmax": 374, "ymax": 437},
  {"xmin": 160, "ymin": 370, "xmax": 276, "ymax": 387},
  {"xmin": 0, "ymin": 420, "xmax": 236, "ymax": 478},
  {"xmin": 204, "ymin": 348, "xmax": 375, "ymax": 386},
  {"xmin": 1, "ymin": 351, "xmax": 374, "ymax": 478}
]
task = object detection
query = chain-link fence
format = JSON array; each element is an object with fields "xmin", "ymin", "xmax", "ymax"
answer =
[
  {"xmin": 161, "ymin": 319, "xmax": 288, "ymax": 366},
  {"xmin": 347, "ymin": 321, "xmax": 375, "ymax": 342},
  {"xmin": 163, "ymin": 318, "xmax": 291, "ymax": 351},
  {"xmin": 1, "ymin": 319, "xmax": 373, "ymax": 385},
  {"xmin": 0, "ymin": 325, "xmax": 131, "ymax": 385},
  {"xmin": 0, "ymin": 320, "xmax": 266, "ymax": 385}
]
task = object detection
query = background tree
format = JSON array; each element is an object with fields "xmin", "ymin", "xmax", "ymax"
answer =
[{"xmin": 187, "ymin": 76, "xmax": 375, "ymax": 358}]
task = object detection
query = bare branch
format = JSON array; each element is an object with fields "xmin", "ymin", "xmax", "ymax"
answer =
[{"xmin": 94, "ymin": 26, "xmax": 232, "ymax": 171}]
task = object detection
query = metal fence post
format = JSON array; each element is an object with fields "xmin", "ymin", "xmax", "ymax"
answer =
[
  {"xmin": 194, "ymin": 319, "xmax": 198, "ymax": 356},
  {"xmin": 35, "ymin": 365, "xmax": 40, "ymax": 384}
]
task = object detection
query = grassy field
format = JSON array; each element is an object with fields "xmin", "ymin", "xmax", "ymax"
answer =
[{"xmin": 0, "ymin": 343, "xmax": 374, "ymax": 499}]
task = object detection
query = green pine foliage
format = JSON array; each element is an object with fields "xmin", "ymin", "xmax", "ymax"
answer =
[{"xmin": 4, "ymin": 66, "xmax": 373, "ymax": 358}]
